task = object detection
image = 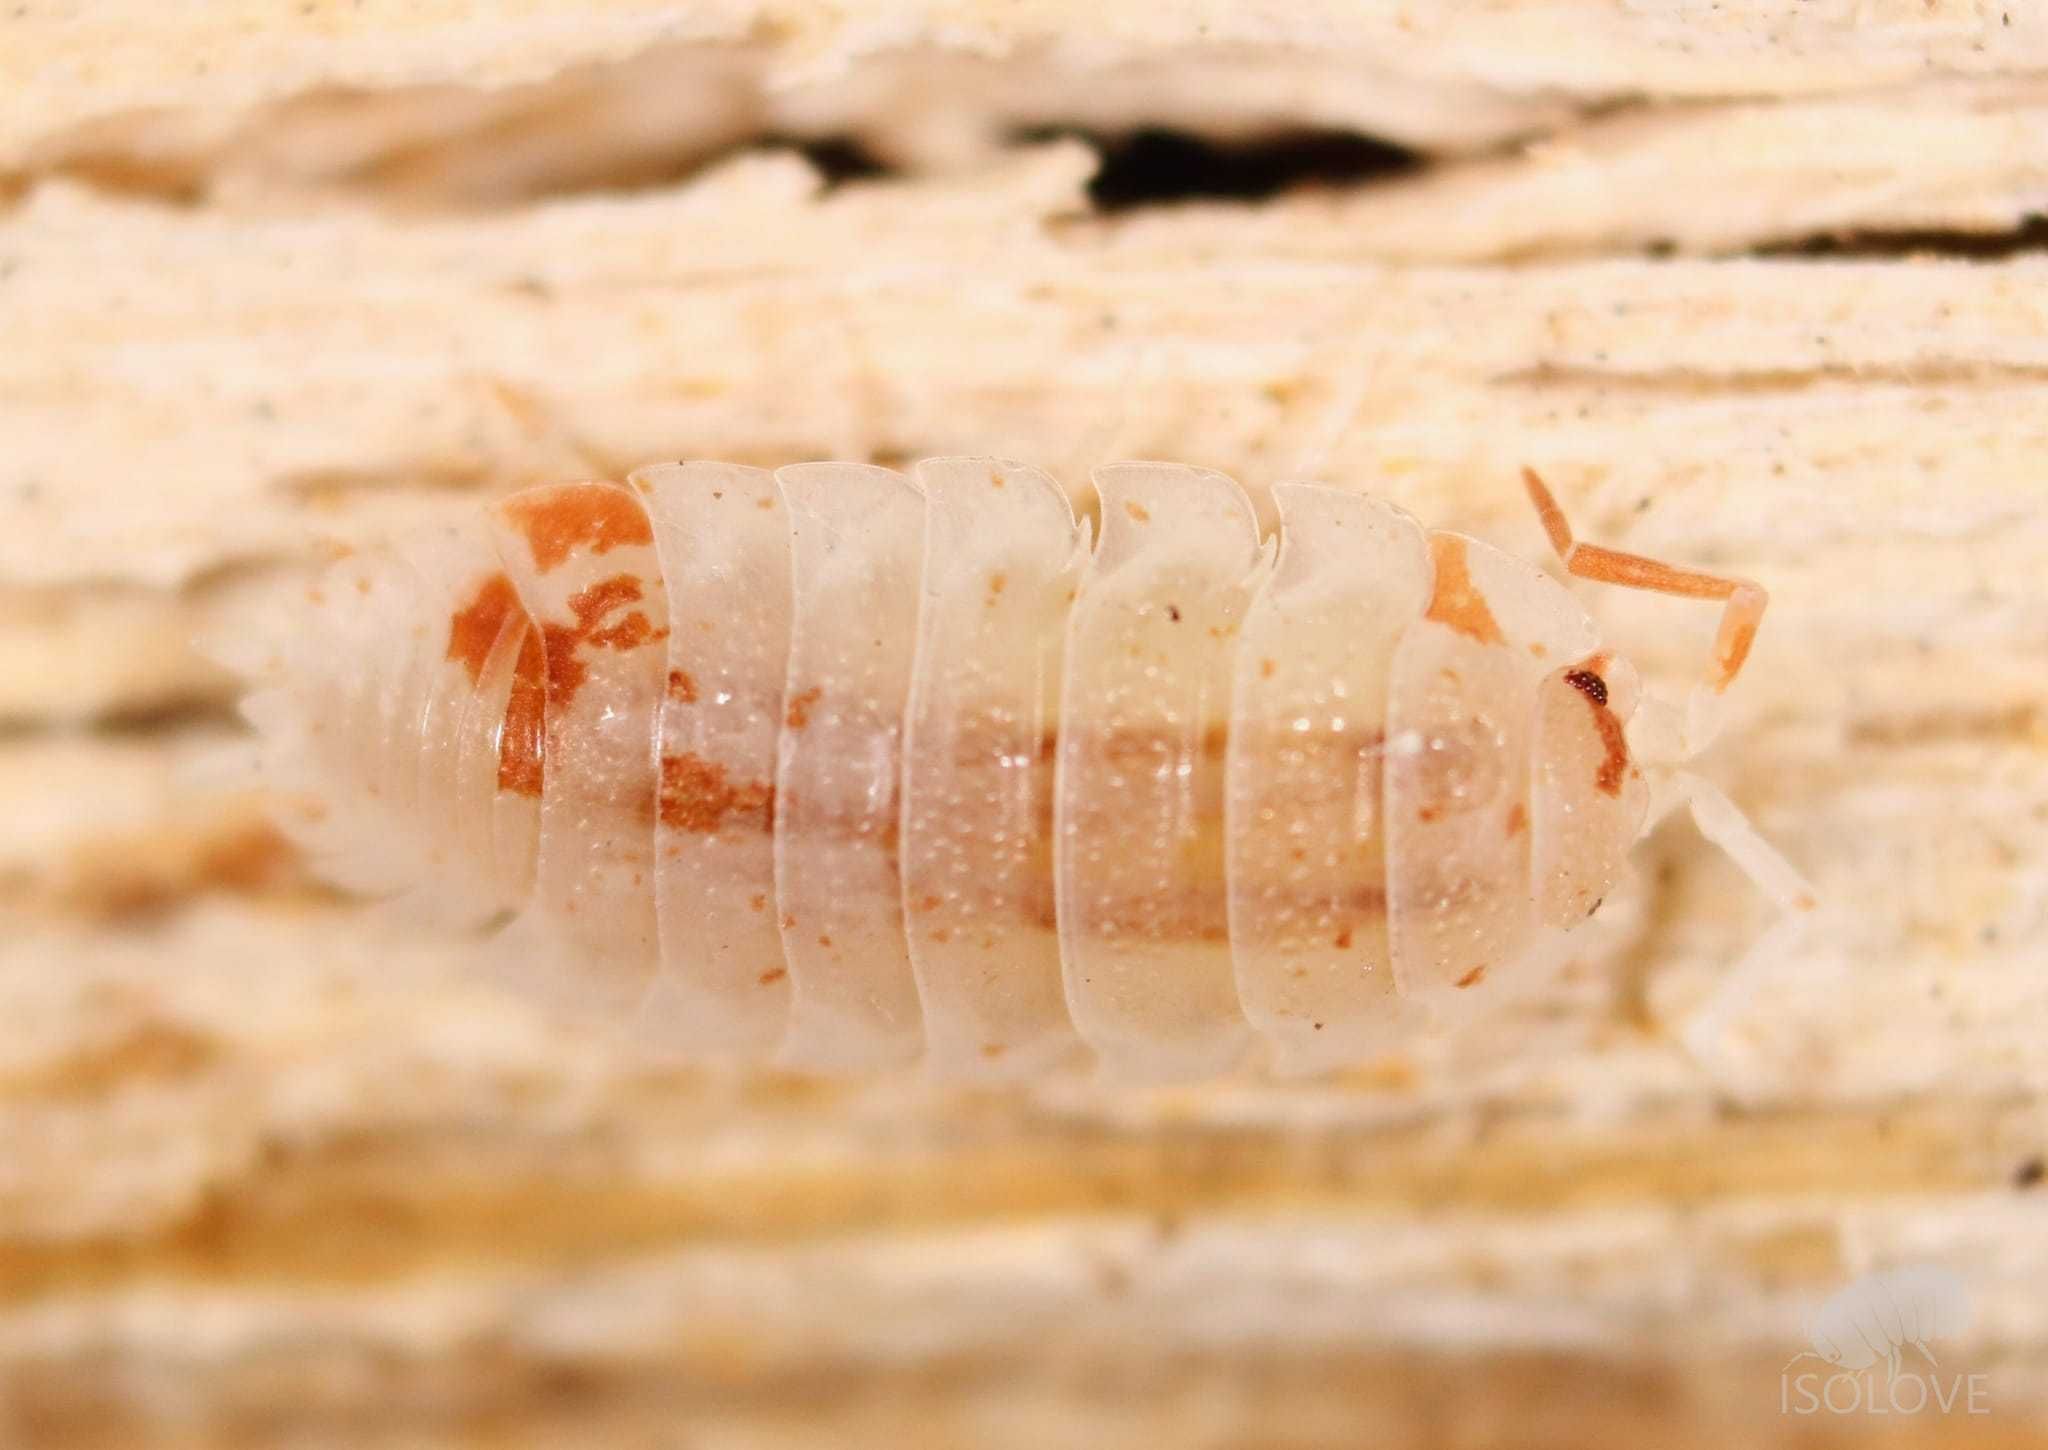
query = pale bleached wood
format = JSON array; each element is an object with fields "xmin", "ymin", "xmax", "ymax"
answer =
[
  {"xmin": 14, "ymin": 40, "xmax": 1575, "ymax": 204},
  {"xmin": 1244, "ymin": 75, "xmax": 2048, "ymax": 260},
  {"xmin": 5, "ymin": 146, "xmax": 2048, "ymax": 717},
  {"xmin": 6, "ymin": 0, "xmax": 2048, "ymax": 169}
]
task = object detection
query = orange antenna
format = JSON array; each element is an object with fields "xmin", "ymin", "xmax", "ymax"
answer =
[{"xmin": 1522, "ymin": 468, "xmax": 1767, "ymax": 692}]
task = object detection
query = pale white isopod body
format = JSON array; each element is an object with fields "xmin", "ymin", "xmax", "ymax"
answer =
[
  {"xmin": 640, "ymin": 462, "xmax": 792, "ymax": 1059},
  {"xmin": 1796, "ymin": 1265, "xmax": 1974, "ymax": 1380},
  {"xmin": 230, "ymin": 457, "xmax": 1809, "ymax": 1080},
  {"xmin": 1224, "ymin": 484, "xmax": 1431, "ymax": 1075},
  {"xmin": 901, "ymin": 458, "xmax": 1087, "ymax": 1078}
]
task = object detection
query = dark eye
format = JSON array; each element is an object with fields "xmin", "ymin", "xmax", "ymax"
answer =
[{"xmin": 1564, "ymin": 668, "xmax": 1609, "ymax": 707}]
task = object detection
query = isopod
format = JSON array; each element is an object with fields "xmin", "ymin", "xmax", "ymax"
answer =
[
  {"xmin": 1786, "ymin": 1264, "xmax": 1974, "ymax": 1381},
  {"xmin": 225, "ymin": 458, "xmax": 1815, "ymax": 1080}
]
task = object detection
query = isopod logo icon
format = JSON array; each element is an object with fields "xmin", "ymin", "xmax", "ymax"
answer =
[{"xmin": 1780, "ymin": 1265, "xmax": 1989, "ymax": 1416}]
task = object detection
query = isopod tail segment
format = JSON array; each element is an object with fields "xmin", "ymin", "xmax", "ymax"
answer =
[{"xmin": 1522, "ymin": 467, "xmax": 1818, "ymax": 1088}]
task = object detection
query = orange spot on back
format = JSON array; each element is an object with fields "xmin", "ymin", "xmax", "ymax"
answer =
[
  {"xmin": 537, "ymin": 573, "xmax": 662, "ymax": 711},
  {"xmin": 567, "ymin": 573, "xmax": 645, "ymax": 634},
  {"xmin": 1455, "ymin": 965, "xmax": 1486, "ymax": 989},
  {"xmin": 785, "ymin": 685, "xmax": 822, "ymax": 730},
  {"xmin": 1425, "ymin": 535, "xmax": 1506, "ymax": 646},
  {"xmin": 667, "ymin": 668, "xmax": 698, "ymax": 703},
  {"xmin": 1505, "ymin": 801, "xmax": 1527, "ymax": 837},
  {"xmin": 539, "ymin": 622, "xmax": 588, "ymax": 705},
  {"xmin": 498, "ymin": 629, "xmax": 546, "ymax": 797},
  {"xmin": 446, "ymin": 573, "xmax": 525, "ymax": 685},
  {"xmin": 658, "ymin": 752, "xmax": 775, "ymax": 834},
  {"xmin": 501, "ymin": 484, "xmax": 653, "ymax": 573}
]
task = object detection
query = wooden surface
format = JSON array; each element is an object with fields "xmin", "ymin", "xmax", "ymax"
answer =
[{"xmin": 3, "ymin": 5, "xmax": 2047, "ymax": 1446}]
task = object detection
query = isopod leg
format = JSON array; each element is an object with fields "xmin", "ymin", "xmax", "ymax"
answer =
[
  {"xmin": 1662, "ymin": 772, "xmax": 1820, "ymax": 1083},
  {"xmin": 1522, "ymin": 469, "xmax": 1767, "ymax": 692}
]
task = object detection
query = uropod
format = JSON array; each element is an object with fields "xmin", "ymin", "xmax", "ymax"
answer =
[{"xmin": 225, "ymin": 459, "xmax": 1815, "ymax": 1080}]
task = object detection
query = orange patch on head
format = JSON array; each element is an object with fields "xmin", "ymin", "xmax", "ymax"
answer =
[
  {"xmin": 446, "ymin": 573, "xmax": 525, "ymax": 684},
  {"xmin": 1454, "ymin": 965, "xmax": 1486, "ymax": 989},
  {"xmin": 658, "ymin": 752, "xmax": 775, "ymax": 834},
  {"xmin": 1425, "ymin": 535, "xmax": 1506, "ymax": 646},
  {"xmin": 1505, "ymin": 802, "xmax": 1527, "ymax": 837},
  {"xmin": 501, "ymin": 484, "xmax": 653, "ymax": 573},
  {"xmin": 667, "ymin": 669, "xmax": 698, "ymax": 703}
]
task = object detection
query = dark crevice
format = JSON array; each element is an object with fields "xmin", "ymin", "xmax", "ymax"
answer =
[
  {"xmin": 604, "ymin": 132, "xmax": 894, "ymax": 199},
  {"xmin": 1754, "ymin": 215, "xmax": 2048, "ymax": 261},
  {"xmin": 12, "ymin": 101, "xmax": 2048, "ymax": 270},
  {"xmin": 775, "ymin": 134, "xmax": 893, "ymax": 189},
  {"xmin": 0, "ymin": 697, "xmax": 239, "ymax": 742},
  {"xmin": 1016, "ymin": 125, "xmax": 1424, "ymax": 211}
]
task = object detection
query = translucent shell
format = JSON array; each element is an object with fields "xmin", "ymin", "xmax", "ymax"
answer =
[
  {"xmin": 901, "ymin": 458, "xmax": 1087, "ymax": 1079},
  {"xmin": 1384, "ymin": 533, "xmax": 1598, "ymax": 1019},
  {"xmin": 635, "ymin": 462, "xmax": 792, "ymax": 1059},
  {"xmin": 772, "ymin": 463, "xmax": 927, "ymax": 1070},
  {"xmin": 488, "ymin": 482, "xmax": 670, "ymax": 1027},
  {"xmin": 237, "ymin": 549, "xmax": 424, "ymax": 898},
  {"xmin": 238, "ymin": 457, "xmax": 1668, "ymax": 1081},
  {"xmin": 1225, "ymin": 484, "xmax": 1432, "ymax": 1074},
  {"xmin": 397, "ymin": 522, "xmax": 536, "ymax": 925},
  {"xmin": 457, "ymin": 590, "xmax": 539, "ymax": 916},
  {"xmin": 1054, "ymin": 463, "xmax": 1268, "ymax": 1079},
  {"xmin": 1531, "ymin": 654, "xmax": 1650, "ymax": 928}
]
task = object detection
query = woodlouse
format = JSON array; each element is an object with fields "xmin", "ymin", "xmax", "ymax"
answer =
[{"xmin": 226, "ymin": 459, "xmax": 1815, "ymax": 1080}]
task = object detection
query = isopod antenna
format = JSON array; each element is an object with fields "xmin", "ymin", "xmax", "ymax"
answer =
[{"xmin": 1522, "ymin": 467, "xmax": 1818, "ymax": 1090}]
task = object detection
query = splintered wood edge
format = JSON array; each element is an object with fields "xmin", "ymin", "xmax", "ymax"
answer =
[
  {"xmin": 3, "ymin": 0, "xmax": 2048, "ymax": 163},
  {"xmin": 2, "ymin": 146, "xmax": 2045, "ymax": 711}
]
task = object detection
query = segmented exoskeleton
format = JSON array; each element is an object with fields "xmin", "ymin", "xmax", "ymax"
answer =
[{"xmin": 228, "ymin": 459, "xmax": 1813, "ymax": 1080}]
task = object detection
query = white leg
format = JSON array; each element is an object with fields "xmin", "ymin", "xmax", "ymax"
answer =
[
  {"xmin": 1667, "ymin": 772, "xmax": 1819, "ymax": 1083},
  {"xmin": 1679, "ymin": 772, "xmax": 1817, "ymax": 914}
]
